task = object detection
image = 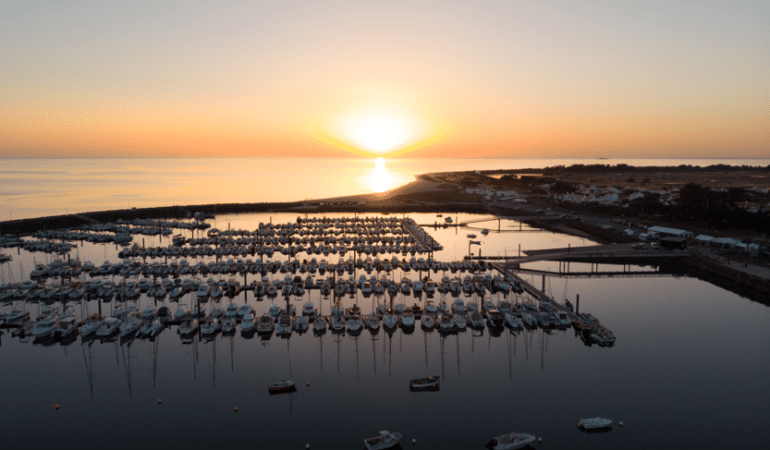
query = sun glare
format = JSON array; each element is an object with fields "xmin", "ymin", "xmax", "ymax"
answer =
[
  {"xmin": 313, "ymin": 101, "xmax": 442, "ymax": 158},
  {"xmin": 368, "ymin": 157, "xmax": 392, "ymax": 193},
  {"xmin": 350, "ymin": 114, "xmax": 410, "ymax": 153}
]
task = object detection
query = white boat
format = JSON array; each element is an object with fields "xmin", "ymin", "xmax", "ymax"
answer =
[
  {"xmin": 96, "ymin": 317, "xmax": 122, "ymax": 337},
  {"xmin": 221, "ymin": 317, "xmax": 237, "ymax": 334},
  {"xmin": 224, "ymin": 303, "xmax": 239, "ymax": 318},
  {"xmin": 330, "ymin": 314, "xmax": 345, "ymax": 331},
  {"xmin": 268, "ymin": 304, "xmax": 282, "ymax": 318},
  {"xmin": 469, "ymin": 310, "xmax": 485, "ymax": 329},
  {"xmin": 347, "ymin": 314, "xmax": 363, "ymax": 332},
  {"xmin": 80, "ymin": 314, "xmax": 103, "ymax": 337},
  {"xmin": 241, "ymin": 314, "xmax": 256, "ymax": 333},
  {"xmin": 178, "ymin": 318, "xmax": 199, "ymax": 336},
  {"xmin": 31, "ymin": 314, "xmax": 60, "ymax": 339},
  {"xmin": 383, "ymin": 311, "xmax": 399, "ymax": 328},
  {"xmin": 504, "ymin": 313, "xmax": 523, "ymax": 329},
  {"xmin": 275, "ymin": 313, "xmax": 293, "ymax": 336},
  {"xmin": 577, "ymin": 417, "xmax": 612, "ymax": 430},
  {"xmin": 238, "ymin": 304, "xmax": 251, "ymax": 317},
  {"xmin": 302, "ymin": 302, "xmax": 317, "ymax": 317},
  {"xmin": 267, "ymin": 379, "xmax": 297, "ymax": 394},
  {"xmin": 119, "ymin": 315, "xmax": 143, "ymax": 337},
  {"xmin": 366, "ymin": 313, "xmax": 380, "ymax": 330},
  {"xmin": 401, "ymin": 308, "xmax": 414, "ymax": 328},
  {"xmin": 420, "ymin": 314, "xmax": 435, "ymax": 329},
  {"xmin": 313, "ymin": 315, "xmax": 327, "ymax": 332},
  {"xmin": 294, "ymin": 315, "xmax": 309, "ymax": 331},
  {"xmin": 452, "ymin": 314, "xmax": 467, "ymax": 329},
  {"xmin": 257, "ymin": 314, "xmax": 275, "ymax": 334},
  {"xmin": 409, "ymin": 375, "xmax": 440, "ymax": 391},
  {"xmin": 364, "ymin": 430, "xmax": 402, "ymax": 450},
  {"xmin": 485, "ymin": 432, "xmax": 536, "ymax": 450}
]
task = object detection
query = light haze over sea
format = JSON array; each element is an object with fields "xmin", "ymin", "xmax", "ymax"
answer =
[{"xmin": 2, "ymin": 157, "xmax": 769, "ymax": 221}]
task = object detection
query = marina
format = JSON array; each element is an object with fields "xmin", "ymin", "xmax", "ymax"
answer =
[{"xmin": 0, "ymin": 211, "xmax": 768, "ymax": 450}]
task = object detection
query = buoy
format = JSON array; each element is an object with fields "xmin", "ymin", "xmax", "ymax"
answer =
[
  {"xmin": 234, "ymin": 407, "xmax": 239, "ymax": 412},
  {"xmin": 306, "ymin": 382, "xmax": 310, "ymax": 387},
  {"xmin": 538, "ymin": 437, "xmax": 542, "ymax": 443},
  {"xmin": 157, "ymin": 399, "xmax": 162, "ymax": 404},
  {"xmin": 54, "ymin": 404, "xmax": 60, "ymax": 410},
  {"xmin": 412, "ymin": 438, "xmax": 417, "ymax": 444},
  {"xmin": 619, "ymin": 421, "xmax": 624, "ymax": 427},
  {"xmin": 306, "ymin": 444, "xmax": 310, "ymax": 449}
]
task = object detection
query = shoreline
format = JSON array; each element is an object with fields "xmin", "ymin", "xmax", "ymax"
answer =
[{"xmin": 2, "ymin": 180, "xmax": 769, "ymax": 307}]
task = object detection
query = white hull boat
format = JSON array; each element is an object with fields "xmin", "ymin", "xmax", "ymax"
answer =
[
  {"xmin": 577, "ymin": 417, "xmax": 612, "ymax": 430},
  {"xmin": 364, "ymin": 430, "xmax": 402, "ymax": 450},
  {"xmin": 485, "ymin": 432, "xmax": 536, "ymax": 450}
]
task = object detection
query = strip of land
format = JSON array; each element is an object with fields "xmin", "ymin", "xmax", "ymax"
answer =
[{"xmin": 2, "ymin": 165, "xmax": 769, "ymax": 305}]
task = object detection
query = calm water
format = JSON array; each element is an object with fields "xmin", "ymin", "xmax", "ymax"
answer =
[
  {"xmin": 1, "ymin": 212, "xmax": 769, "ymax": 450},
  {"xmin": 2, "ymin": 157, "xmax": 769, "ymax": 221}
]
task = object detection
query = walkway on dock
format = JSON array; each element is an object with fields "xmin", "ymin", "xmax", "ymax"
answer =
[{"xmin": 489, "ymin": 261, "xmax": 579, "ymax": 321}]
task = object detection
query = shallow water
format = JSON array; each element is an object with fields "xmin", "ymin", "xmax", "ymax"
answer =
[{"xmin": 1, "ymin": 212, "xmax": 768, "ymax": 449}]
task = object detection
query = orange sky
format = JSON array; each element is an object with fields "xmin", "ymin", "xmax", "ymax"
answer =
[{"xmin": 1, "ymin": 1, "xmax": 768, "ymax": 158}]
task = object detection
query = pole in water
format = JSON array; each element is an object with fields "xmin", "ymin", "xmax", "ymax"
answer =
[{"xmin": 576, "ymin": 294, "xmax": 580, "ymax": 314}]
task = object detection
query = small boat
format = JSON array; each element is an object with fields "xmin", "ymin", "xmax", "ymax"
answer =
[
  {"xmin": 267, "ymin": 379, "xmax": 297, "ymax": 394},
  {"xmin": 268, "ymin": 363, "xmax": 297, "ymax": 394},
  {"xmin": 313, "ymin": 315, "xmax": 327, "ymax": 332},
  {"xmin": 178, "ymin": 318, "xmax": 198, "ymax": 336},
  {"xmin": 257, "ymin": 314, "xmax": 275, "ymax": 334},
  {"xmin": 485, "ymin": 432, "xmax": 536, "ymax": 450},
  {"xmin": 96, "ymin": 317, "xmax": 122, "ymax": 337},
  {"xmin": 577, "ymin": 417, "xmax": 612, "ymax": 431},
  {"xmin": 364, "ymin": 430, "xmax": 402, "ymax": 450},
  {"xmin": 241, "ymin": 314, "xmax": 256, "ymax": 333},
  {"xmin": 221, "ymin": 317, "xmax": 237, "ymax": 334},
  {"xmin": 409, "ymin": 375, "xmax": 440, "ymax": 391}
]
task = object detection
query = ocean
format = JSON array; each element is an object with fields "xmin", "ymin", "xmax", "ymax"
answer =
[
  {"xmin": 1, "ymin": 159, "xmax": 769, "ymax": 449},
  {"xmin": 2, "ymin": 157, "xmax": 769, "ymax": 221}
]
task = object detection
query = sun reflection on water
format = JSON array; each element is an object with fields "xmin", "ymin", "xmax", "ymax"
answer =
[{"xmin": 368, "ymin": 157, "xmax": 393, "ymax": 193}]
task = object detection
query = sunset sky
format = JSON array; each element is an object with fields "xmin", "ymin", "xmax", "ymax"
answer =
[{"xmin": 1, "ymin": 1, "xmax": 767, "ymax": 158}]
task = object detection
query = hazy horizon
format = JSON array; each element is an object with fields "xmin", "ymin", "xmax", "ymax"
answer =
[{"xmin": 1, "ymin": 1, "xmax": 768, "ymax": 159}]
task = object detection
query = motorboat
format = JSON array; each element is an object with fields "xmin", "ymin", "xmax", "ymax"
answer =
[
  {"xmin": 577, "ymin": 417, "xmax": 612, "ymax": 431},
  {"xmin": 346, "ymin": 314, "xmax": 363, "ymax": 332},
  {"xmin": 257, "ymin": 314, "xmax": 275, "ymax": 334},
  {"xmin": 420, "ymin": 314, "xmax": 435, "ymax": 329},
  {"xmin": 221, "ymin": 317, "xmax": 237, "ymax": 334},
  {"xmin": 119, "ymin": 314, "xmax": 143, "ymax": 337},
  {"xmin": 438, "ymin": 314, "xmax": 455, "ymax": 333},
  {"xmin": 275, "ymin": 313, "xmax": 293, "ymax": 336},
  {"xmin": 96, "ymin": 317, "xmax": 122, "ymax": 337},
  {"xmin": 409, "ymin": 375, "xmax": 440, "ymax": 391},
  {"xmin": 485, "ymin": 309, "xmax": 505, "ymax": 328},
  {"xmin": 313, "ymin": 315, "xmax": 327, "ymax": 332},
  {"xmin": 178, "ymin": 318, "xmax": 198, "ymax": 336},
  {"xmin": 80, "ymin": 314, "xmax": 104, "ymax": 337},
  {"xmin": 31, "ymin": 314, "xmax": 60, "ymax": 339},
  {"xmin": 504, "ymin": 313, "xmax": 523, "ymax": 330},
  {"xmin": 452, "ymin": 314, "xmax": 467, "ymax": 329},
  {"xmin": 268, "ymin": 304, "xmax": 282, "ymax": 318},
  {"xmin": 302, "ymin": 302, "xmax": 317, "ymax": 317},
  {"xmin": 238, "ymin": 304, "xmax": 251, "ymax": 317},
  {"xmin": 485, "ymin": 432, "xmax": 536, "ymax": 450},
  {"xmin": 240, "ymin": 314, "xmax": 256, "ymax": 333},
  {"xmin": 294, "ymin": 315, "xmax": 309, "ymax": 332},
  {"xmin": 401, "ymin": 308, "xmax": 414, "ymax": 328},
  {"xmin": 224, "ymin": 303, "xmax": 239, "ymax": 318},
  {"xmin": 330, "ymin": 314, "xmax": 345, "ymax": 332},
  {"xmin": 469, "ymin": 310, "xmax": 485, "ymax": 329},
  {"xmin": 267, "ymin": 379, "xmax": 297, "ymax": 394},
  {"xmin": 366, "ymin": 313, "xmax": 380, "ymax": 330},
  {"xmin": 364, "ymin": 430, "xmax": 402, "ymax": 450}
]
